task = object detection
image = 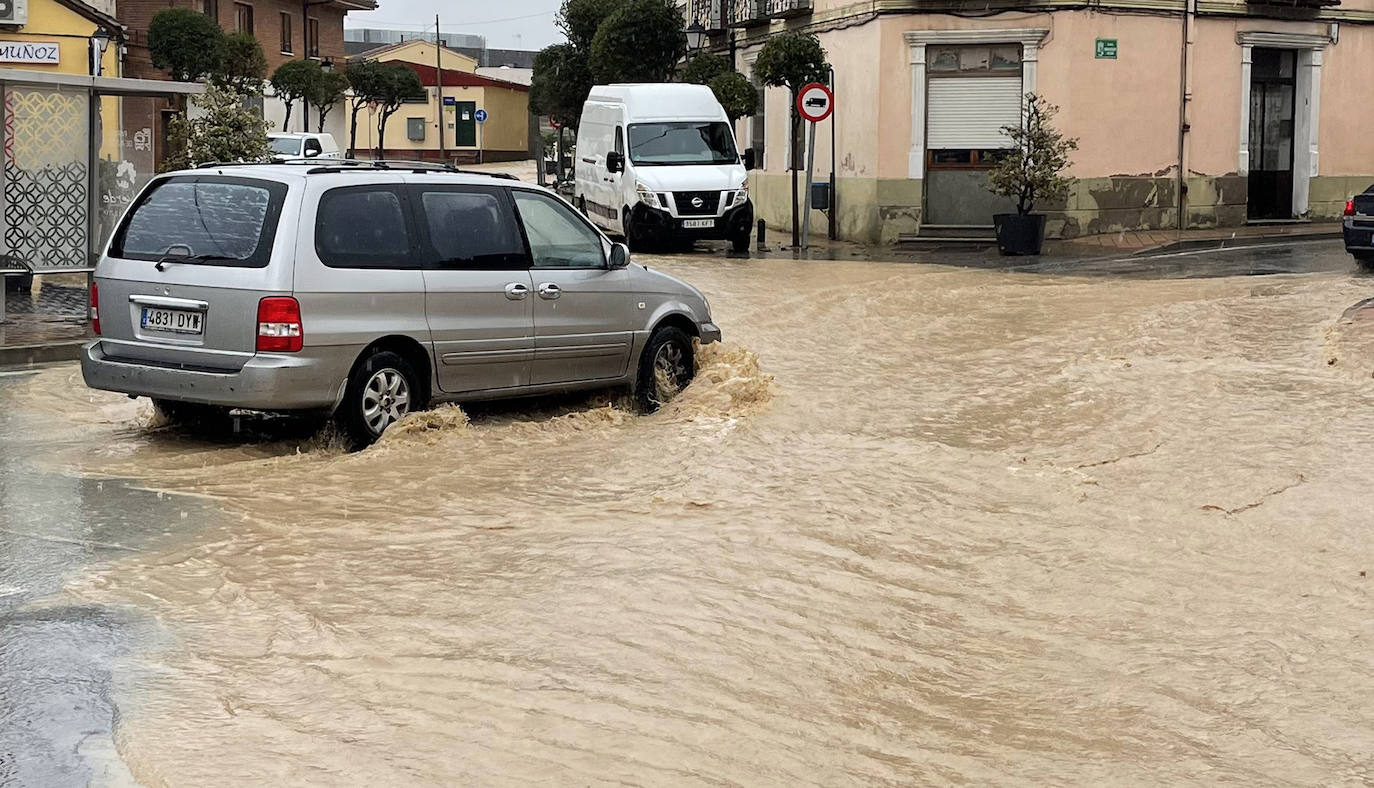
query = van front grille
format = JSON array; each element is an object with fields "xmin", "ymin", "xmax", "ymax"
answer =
[{"xmin": 673, "ymin": 191, "xmax": 721, "ymax": 216}]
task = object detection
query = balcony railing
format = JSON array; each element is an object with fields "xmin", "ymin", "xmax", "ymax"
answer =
[
  {"xmin": 766, "ymin": 0, "xmax": 812, "ymax": 18},
  {"xmin": 726, "ymin": 0, "xmax": 769, "ymax": 27},
  {"xmin": 688, "ymin": 0, "xmax": 725, "ymax": 31}
]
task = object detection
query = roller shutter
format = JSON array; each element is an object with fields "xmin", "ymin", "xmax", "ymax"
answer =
[{"xmin": 927, "ymin": 76, "xmax": 1022, "ymax": 149}]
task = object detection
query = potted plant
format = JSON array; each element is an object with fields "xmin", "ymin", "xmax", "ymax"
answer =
[{"xmin": 987, "ymin": 93, "xmax": 1079, "ymax": 256}]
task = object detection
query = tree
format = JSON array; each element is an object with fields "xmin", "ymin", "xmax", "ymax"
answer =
[
  {"xmin": 311, "ymin": 69, "xmax": 350, "ymax": 134},
  {"xmin": 754, "ymin": 32, "xmax": 830, "ymax": 247},
  {"xmin": 345, "ymin": 60, "xmax": 390, "ymax": 157},
  {"xmin": 681, "ymin": 53, "xmax": 729, "ymax": 87},
  {"xmin": 148, "ymin": 8, "xmax": 224, "ymax": 82},
  {"xmin": 271, "ymin": 59, "xmax": 321, "ymax": 132},
  {"xmin": 557, "ymin": 0, "xmax": 625, "ymax": 51},
  {"xmin": 987, "ymin": 93, "xmax": 1079, "ymax": 215},
  {"xmin": 530, "ymin": 43, "xmax": 591, "ymax": 132},
  {"xmin": 589, "ymin": 0, "xmax": 685, "ymax": 83},
  {"xmin": 216, "ymin": 31, "xmax": 267, "ymax": 96},
  {"xmin": 708, "ymin": 71, "xmax": 758, "ymax": 123},
  {"xmin": 161, "ymin": 84, "xmax": 271, "ymax": 171},
  {"xmin": 368, "ymin": 64, "xmax": 424, "ymax": 160}
]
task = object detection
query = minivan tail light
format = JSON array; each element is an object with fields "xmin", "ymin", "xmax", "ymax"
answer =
[
  {"xmin": 90, "ymin": 281, "xmax": 100, "ymax": 336},
  {"xmin": 1345, "ymin": 199, "xmax": 1356, "ymax": 217},
  {"xmin": 256, "ymin": 297, "xmax": 303, "ymax": 352}
]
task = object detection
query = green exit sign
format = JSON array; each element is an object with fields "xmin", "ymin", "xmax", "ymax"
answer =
[{"xmin": 1096, "ymin": 38, "xmax": 1118, "ymax": 59}]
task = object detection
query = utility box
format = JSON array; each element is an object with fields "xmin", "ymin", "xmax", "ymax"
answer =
[{"xmin": 810, "ymin": 181, "xmax": 831, "ymax": 212}]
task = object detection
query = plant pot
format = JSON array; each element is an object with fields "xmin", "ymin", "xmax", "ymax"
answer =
[{"xmin": 993, "ymin": 213, "xmax": 1048, "ymax": 256}]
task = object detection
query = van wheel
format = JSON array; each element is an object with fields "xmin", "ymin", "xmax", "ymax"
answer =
[
  {"xmin": 4, "ymin": 274, "xmax": 32, "ymax": 293},
  {"xmin": 634, "ymin": 326, "xmax": 694, "ymax": 412},
  {"xmin": 578, "ymin": 196, "xmax": 589, "ymax": 216},
  {"xmin": 338, "ymin": 350, "xmax": 419, "ymax": 448},
  {"xmin": 152, "ymin": 399, "xmax": 229, "ymax": 427},
  {"xmin": 1354, "ymin": 252, "xmax": 1374, "ymax": 271},
  {"xmin": 624, "ymin": 210, "xmax": 651, "ymax": 252},
  {"xmin": 730, "ymin": 231, "xmax": 751, "ymax": 254}
]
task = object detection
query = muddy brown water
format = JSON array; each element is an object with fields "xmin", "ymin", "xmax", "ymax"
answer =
[{"xmin": 17, "ymin": 257, "xmax": 1374, "ymax": 785}]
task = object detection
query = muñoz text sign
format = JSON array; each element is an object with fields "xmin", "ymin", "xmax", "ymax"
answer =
[{"xmin": 0, "ymin": 41, "xmax": 59, "ymax": 65}]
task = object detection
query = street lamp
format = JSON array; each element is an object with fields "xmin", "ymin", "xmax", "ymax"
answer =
[
  {"xmin": 89, "ymin": 28, "xmax": 111, "ymax": 76},
  {"xmin": 685, "ymin": 20, "xmax": 707, "ymax": 53}
]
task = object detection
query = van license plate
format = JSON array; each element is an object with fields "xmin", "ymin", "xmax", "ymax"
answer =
[
  {"xmin": 682, "ymin": 219, "xmax": 715, "ymax": 229},
  {"xmin": 141, "ymin": 307, "xmax": 203, "ymax": 335}
]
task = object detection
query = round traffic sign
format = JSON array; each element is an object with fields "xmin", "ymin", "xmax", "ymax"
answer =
[
  {"xmin": 797, "ymin": 82, "xmax": 833, "ymax": 123},
  {"xmin": 474, "ymin": 109, "xmax": 488, "ymax": 123},
  {"xmin": 549, "ymin": 116, "xmax": 562, "ymax": 130}
]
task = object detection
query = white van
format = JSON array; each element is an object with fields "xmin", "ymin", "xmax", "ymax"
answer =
[
  {"xmin": 268, "ymin": 132, "xmax": 342, "ymax": 162},
  {"xmin": 575, "ymin": 84, "xmax": 755, "ymax": 252}
]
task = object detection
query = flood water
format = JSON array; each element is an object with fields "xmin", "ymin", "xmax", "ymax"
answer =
[{"xmin": 10, "ymin": 249, "xmax": 1374, "ymax": 785}]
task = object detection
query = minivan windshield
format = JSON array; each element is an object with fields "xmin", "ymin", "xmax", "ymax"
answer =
[
  {"xmin": 268, "ymin": 136, "xmax": 303, "ymax": 156},
  {"xmin": 111, "ymin": 177, "xmax": 287, "ymax": 268},
  {"xmin": 628, "ymin": 122, "xmax": 738, "ymax": 166}
]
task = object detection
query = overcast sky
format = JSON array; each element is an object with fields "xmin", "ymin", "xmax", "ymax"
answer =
[{"xmin": 346, "ymin": 0, "xmax": 565, "ymax": 51}]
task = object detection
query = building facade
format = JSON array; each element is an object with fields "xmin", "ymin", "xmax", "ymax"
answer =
[
  {"xmin": 347, "ymin": 40, "xmax": 531, "ymax": 163},
  {"xmin": 693, "ymin": 0, "xmax": 1374, "ymax": 243}
]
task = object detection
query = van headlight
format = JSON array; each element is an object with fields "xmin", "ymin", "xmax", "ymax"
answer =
[
  {"xmin": 636, "ymin": 183, "xmax": 662, "ymax": 209},
  {"xmin": 731, "ymin": 188, "xmax": 749, "ymax": 207}
]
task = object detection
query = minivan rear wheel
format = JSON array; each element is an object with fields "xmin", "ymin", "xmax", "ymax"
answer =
[
  {"xmin": 339, "ymin": 350, "xmax": 419, "ymax": 448},
  {"xmin": 634, "ymin": 326, "xmax": 694, "ymax": 412}
]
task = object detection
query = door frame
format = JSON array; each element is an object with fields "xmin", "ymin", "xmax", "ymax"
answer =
[
  {"xmin": 1237, "ymin": 31, "xmax": 1331, "ymax": 218},
  {"xmin": 1246, "ymin": 48, "xmax": 1297, "ymax": 221}
]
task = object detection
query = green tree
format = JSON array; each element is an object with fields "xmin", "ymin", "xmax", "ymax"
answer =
[
  {"xmin": 311, "ymin": 69, "xmax": 350, "ymax": 134},
  {"xmin": 270, "ymin": 59, "xmax": 321, "ymax": 132},
  {"xmin": 557, "ymin": 0, "xmax": 624, "ymax": 50},
  {"xmin": 530, "ymin": 43, "xmax": 591, "ymax": 132},
  {"xmin": 369, "ymin": 64, "xmax": 425, "ymax": 159},
  {"xmin": 161, "ymin": 84, "xmax": 271, "ymax": 171},
  {"xmin": 590, "ymin": 0, "xmax": 685, "ymax": 83},
  {"xmin": 754, "ymin": 32, "xmax": 830, "ymax": 246},
  {"xmin": 216, "ymin": 31, "xmax": 267, "ymax": 96},
  {"xmin": 708, "ymin": 71, "xmax": 758, "ymax": 123},
  {"xmin": 148, "ymin": 8, "xmax": 224, "ymax": 82},
  {"xmin": 987, "ymin": 93, "xmax": 1079, "ymax": 215},
  {"xmin": 680, "ymin": 53, "xmax": 729, "ymax": 86},
  {"xmin": 345, "ymin": 60, "xmax": 389, "ymax": 156}
]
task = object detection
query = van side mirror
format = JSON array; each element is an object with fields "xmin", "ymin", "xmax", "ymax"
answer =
[
  {"xmin": 742, "ymin": 149, "xmax": 756, "ymax": 170},
  {"xmin": 304, "ymin": 148, "xmax": 320, "ymax": 158},
  {"xmin": 608, "ymin": 242, "xmax": 630, "ymax": 269},
  {"xmin": 606, "ymin": 151, "xmax": 624, "ymax": 174}
]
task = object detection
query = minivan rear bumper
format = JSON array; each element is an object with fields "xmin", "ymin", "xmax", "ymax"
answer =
[{"xmin": 81, "ymin": 340, "xmax": 347, "ymax": 411}]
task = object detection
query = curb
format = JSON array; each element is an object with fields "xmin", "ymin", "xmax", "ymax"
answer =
[
  {"xmin": 1132, "ymin": 229, "xmax": 1341, "ymax": 257},
  {"xmin": 0, "ymin": 340, "xmax": 87, "ymax": 367}
]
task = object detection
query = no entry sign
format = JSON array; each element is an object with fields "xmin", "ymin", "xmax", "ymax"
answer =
[{"xmin": 797, "ymin": 82, "xmax": 834, "ymax": 123}]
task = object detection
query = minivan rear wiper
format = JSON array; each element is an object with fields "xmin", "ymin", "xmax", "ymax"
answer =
[{"xmin": 155, "ymin": 254, "xmax": 236, "ymax": 271}]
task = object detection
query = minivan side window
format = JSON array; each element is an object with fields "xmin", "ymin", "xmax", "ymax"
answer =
[
  {"xmin": 315, "ymin": 186, "xmax": 414, "ymax": 269},
  {"xmin": 417, "ymin": 188, "xmax": 528, "ymax": 270},
  {"xmin": 512, "ymin": 190, "xmax": 606, "ymax": 269},
  {"xmin": 112, "ymin": 176, "xmax": 287, "ymax": 268}
]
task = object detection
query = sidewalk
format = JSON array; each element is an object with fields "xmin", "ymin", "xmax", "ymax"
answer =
[
  {"xmin": 1, "ymin": 274, "xmax": 90, "ymax": 366},
  {"xmin": 1047, "ymin": 221, "xmax": 1338, "ymax": 257}
]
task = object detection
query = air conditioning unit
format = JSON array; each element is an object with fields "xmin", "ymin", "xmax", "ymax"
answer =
[{"xmin": 0, "ymin": 0, "xmax": 29, "ymax": 26}]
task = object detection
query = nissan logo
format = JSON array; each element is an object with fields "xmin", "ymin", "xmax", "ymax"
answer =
[{"xmin": 691, "ymin": 196, "xmax": 704, "ymax": 209}]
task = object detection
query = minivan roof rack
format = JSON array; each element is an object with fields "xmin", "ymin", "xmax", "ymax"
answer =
[{"xmin": 193, "ymin": 158, "xmax": 519, "ymax": 180}]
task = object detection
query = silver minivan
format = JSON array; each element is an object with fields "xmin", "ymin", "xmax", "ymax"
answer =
[{"xmin": 81, "ymin": 161, "xmax": 721, "ymax": 446}]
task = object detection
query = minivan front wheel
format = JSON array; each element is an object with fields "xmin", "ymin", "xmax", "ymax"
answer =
[
  {"xmin": 339, "ymin": 350, "xmax": 418, "ymax": 447},
  {"xmin": 635, "ymin": 326, "xmax": 694, "ymax": 412}
]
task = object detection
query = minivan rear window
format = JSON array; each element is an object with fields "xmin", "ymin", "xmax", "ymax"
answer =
[{"xmin": 111, "ymin": 176, "xmax": 287, "ymax": 268}]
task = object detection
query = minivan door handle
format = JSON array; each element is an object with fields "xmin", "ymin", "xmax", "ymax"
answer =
[
  {"xmin": 504, "ymin": 282, "xmax": 529, "ymax": 301},
  {"xmin": 537, "ymin": 283, "xmax": 561, "ymax": 300}
]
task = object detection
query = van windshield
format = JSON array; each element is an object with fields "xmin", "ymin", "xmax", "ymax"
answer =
[
  {"xmin": 268, "ymin": 137, "xmax": 303, "ymax": 156},
  {"xmin": 111, "ymin": 177, "xmax": 288, "ymax": 268},
  {"xmin": 628, "ymin": 122, "xmax": 738, "ymax": 166}
]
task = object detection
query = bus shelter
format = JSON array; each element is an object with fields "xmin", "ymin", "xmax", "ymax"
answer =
[{"xmin": 0, "ymin": 68, "xmax": 201, "ymax": 323}]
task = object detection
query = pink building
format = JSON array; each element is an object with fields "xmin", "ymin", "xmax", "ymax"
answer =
[{"xmin": 692, "ymin": 0, "xmax": 1368, "ymax": 242}]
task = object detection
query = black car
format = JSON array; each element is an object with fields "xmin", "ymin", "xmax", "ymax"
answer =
[{"xmin": 1343, "ymin": 188, "xmax": 1374, "ymax": 269}]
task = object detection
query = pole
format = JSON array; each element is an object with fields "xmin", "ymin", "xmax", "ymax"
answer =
[
  {"xmin": 790, "ymin": 103, "xmax": 799, "ymax": 248},
  {"xmin": 436, "ymin": 14, "xmax": 447, "ymax": 164},
  {"xmin": 828, "ymin": 67, "xmax": 837, "ymax": 241},
  {"xmin": 802, "ymin": 119, "xmax": 817, "ymax": 250},
  {"xmin": 477, "ymin": 116, "xmax": 484, "ymax": 165}
]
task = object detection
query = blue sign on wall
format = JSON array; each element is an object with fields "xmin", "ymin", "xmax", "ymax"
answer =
[
  {"xmin": 474, "ymin": 109, "xmax": 488, "ymax": 123},
  {"xmin": 442, "ymin": 97, "xmax": 456, "ymax": 106}
]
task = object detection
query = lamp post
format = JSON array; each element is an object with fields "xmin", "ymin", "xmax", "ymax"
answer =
[
  {"xmin": 89, "ymin": 28, "xmax": 111, "ymax": 77},
  {"xmin": 685, "ymin": 20, "xmax": 707, "ymax": 53}
]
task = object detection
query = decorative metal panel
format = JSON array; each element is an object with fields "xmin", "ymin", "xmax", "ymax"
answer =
[
  {"xmin": 688, "ymin": 0, "xmax": 724, "ymax": 31},
  {"xmin": 726, "ymin": 0, "xmax": 768, "ymax": 27},
  {"xmin": 2, "ymin": 87, "xmax": 90, "ymax": 272},
  {"xmin": 766, "ymin": 0, "xmax": 812, "ymax": 17}
]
